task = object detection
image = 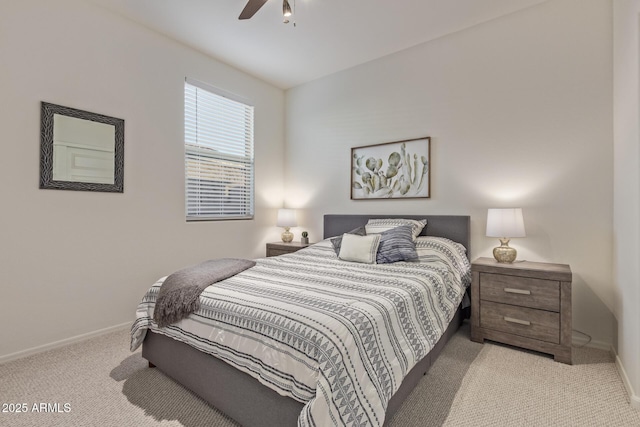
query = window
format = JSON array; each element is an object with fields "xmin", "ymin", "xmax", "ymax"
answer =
[{"xmin": 184, "ymin": 78, "xmax": 254, "ymax": 221}]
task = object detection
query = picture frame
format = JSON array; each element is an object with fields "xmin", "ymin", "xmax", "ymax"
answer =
[{"xmin": 351, "ymin": 137, "xmax": 430, "ymax": 200}]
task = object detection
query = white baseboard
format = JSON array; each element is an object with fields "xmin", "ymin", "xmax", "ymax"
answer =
[
  {"xmin": 571, "ymin": 337, "xmax": 611, "ymax": 351},
  {"xmin": 0, "ymin": 321, "xmax": 131, "ymax": 365},
  {"xmin": 571, "ymin": 329, "xmax": 611, "ymax": 351},
  {"xmin": 614, "ymin": 349, "xmax": 640, "ymax": 410},
  {"xmin": 576, "ymin": 338, "xmax": 611, "ymax": 352}
]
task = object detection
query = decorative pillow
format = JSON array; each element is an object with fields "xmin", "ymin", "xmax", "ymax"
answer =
[
  {"xmin": 376, "ymin": 225, "xmax": 419, "ymax": 264},
  {"xmin": 365, "ymin": 218, "xmax": 427, "ymax": 240},
  {"xmin": 415, "ymin": 236, "xmax": 472, "ymax": 286},
  {"xmin": 338, "ymin": 233, "xmax": 381, "ymax": 264},
  {"xmin": 330, "ymin": 226, "xmax": 366, "ymax": 255}
]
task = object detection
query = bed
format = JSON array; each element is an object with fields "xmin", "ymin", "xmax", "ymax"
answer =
[{"xmin": 131, "ymin": 214, "xmax": 471, "ymax": 426}]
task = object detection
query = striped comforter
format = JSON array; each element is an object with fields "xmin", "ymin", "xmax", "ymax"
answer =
[{"xmin": 131, "ymin": 239, "xmax": 470, "ymax": 426}]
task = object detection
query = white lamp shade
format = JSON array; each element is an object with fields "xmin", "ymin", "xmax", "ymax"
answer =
[
  {"xmin": 486, "ymin": 208, "xmax": 526, "ymax": 238},
  {"xmin": 276, "ymin": 209, "xmax": 297, "ymax": 228}
]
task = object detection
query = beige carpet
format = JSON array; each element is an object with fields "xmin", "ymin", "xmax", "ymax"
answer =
[
  {"xmin": 0, "ymin": 322, "xmax": 638, "ymax": 427},
  {"xmin": 442, "ymin": 341, "xmax": 640, "ymax": 426}
]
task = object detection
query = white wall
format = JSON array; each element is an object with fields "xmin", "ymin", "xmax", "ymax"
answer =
[
  {"xmin": 286, "ymin": 0, "xmax": 615, "ymax": 346},
  {"xmin": 0, "ymin": 0, "xmax": 284, "ymax": 358},
  {"xmin": 613, "ymin": 0, "xmax": 640, "ymax": 407}
]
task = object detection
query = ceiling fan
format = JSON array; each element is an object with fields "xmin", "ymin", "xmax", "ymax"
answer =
[{"xmin": 239, "ymin": 0, "xmax": 294, "ymax": 23}]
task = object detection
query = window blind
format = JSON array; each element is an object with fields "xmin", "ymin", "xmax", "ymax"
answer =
[{"xmin": 184, "ymin": 79, "xmax": 254, "ymax": 221}]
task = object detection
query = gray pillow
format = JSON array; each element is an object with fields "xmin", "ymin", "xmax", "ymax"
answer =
[
  {"xmin": 330, "ymin": 226, "xmax": 366, "ymax": 255},
  {"xmin": 376, "ymin": 224, "xmax": 419, "ymax": 264}
]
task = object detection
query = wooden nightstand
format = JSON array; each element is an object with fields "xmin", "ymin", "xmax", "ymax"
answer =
[
  {"xmin": 266, "ymin": 242, "xmax": 310, "ymax": 257},
  {"xmin": 470, "ymin": 257, "xmax": 572, "ymax": 364}
]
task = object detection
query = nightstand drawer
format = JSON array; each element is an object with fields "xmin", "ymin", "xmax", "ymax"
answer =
[
  {"xmin": 266, "ymin": 242, "xmax": 310, "ymax": 257},
  {"xmin": 479, "ymin": 273, "xmax": 559, "ymax": 312},
  {"xmin": 267, "ymin": 249, "xmax": 292, "ymax": 257},
  {"xmin": 480, "ymin": 301, "xmax": 560, "ymax": 344}
]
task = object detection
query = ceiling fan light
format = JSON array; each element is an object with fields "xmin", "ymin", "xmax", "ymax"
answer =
[{"xmin": 283, "ymin": 0, "xmax": 292, "ymax": 17}]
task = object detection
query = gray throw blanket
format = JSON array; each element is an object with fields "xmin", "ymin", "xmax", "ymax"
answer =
[{"xmin": 153, "ymin": 258, "xmax": 256, "ymax": 328}]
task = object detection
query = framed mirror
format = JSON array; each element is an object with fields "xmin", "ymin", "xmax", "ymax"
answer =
[{"xmin": 40, "ymin": 102, "xmax": 124, "ymax": 192}]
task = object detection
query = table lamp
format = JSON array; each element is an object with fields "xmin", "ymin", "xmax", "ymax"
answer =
[
  {"xmin": 277, "ymin": 209, "xmax": 297, "ymax": 243},
  {"xmin": 486, "ymin": 208, "xmax": 526, "ymax": 263}
]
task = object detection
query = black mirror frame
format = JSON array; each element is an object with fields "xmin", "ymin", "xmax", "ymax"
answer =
[{"xmin": 40, "ymin": 102, "xmax": 124, "ymax": 192}]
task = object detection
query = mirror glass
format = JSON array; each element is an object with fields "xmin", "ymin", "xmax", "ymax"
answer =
[
  {"xmin": 53, "ymin": 114, "xmax": 116, "ymax": 185},
  {"xmin": 40, "ymin": 102, "xmax": 124, "ymax": 192}
]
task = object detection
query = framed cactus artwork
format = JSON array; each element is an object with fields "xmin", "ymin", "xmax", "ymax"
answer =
[{"xmin": 351, "ymin": 137, "xmax": 430, "ymax": 200}]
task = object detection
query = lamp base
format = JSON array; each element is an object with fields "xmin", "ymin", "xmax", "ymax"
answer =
[
  {"xmin": 281, "ymin": 227, "xmax": 293, "ymax": 243},
  {"xmin": 493, "ymin": 238, "xmax": 517, "ymax": 263}
]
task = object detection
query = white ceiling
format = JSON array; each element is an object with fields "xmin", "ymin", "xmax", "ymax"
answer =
[{"xmin": 88, "ymin": 0, "xmax": 549, "ymax": 89}]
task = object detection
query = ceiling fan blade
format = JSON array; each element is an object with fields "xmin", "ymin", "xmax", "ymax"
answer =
[{"xmin": 239, "ymin": 0, "xmax": 269, "ymax": 20}]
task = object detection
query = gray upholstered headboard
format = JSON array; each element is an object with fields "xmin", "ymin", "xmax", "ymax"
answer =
[{"xmin": 323, "ymin": 214, "xmax": 471, "ymax": 260}]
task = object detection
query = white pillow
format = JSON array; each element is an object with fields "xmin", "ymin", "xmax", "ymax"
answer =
[
  {"xmin": 338, "ymin": 233, "xmax": 381, "ymax": 264},
  {"xmin": 365, "ymin": 218, "xmax": 427, "ymax": 240}
]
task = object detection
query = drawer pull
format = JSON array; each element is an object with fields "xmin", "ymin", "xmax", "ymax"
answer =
[
  {"xmin": 504, "ymin": 316, "xmax": 531, "ymax": 326},
  {"xmin": 504, "ymin": 288, "xmax": 531, "ymax": 295}
]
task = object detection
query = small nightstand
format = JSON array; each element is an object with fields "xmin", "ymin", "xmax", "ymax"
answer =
[
  {"xmin": 266, "ymin": 242, "xmax": 310, "ymax": 257},
  {"xmin": 470, "ymin": 257, "xmax": 572, "ymax": 364}
]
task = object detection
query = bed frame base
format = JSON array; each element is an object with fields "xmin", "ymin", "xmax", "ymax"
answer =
[{"xmin": 143, "ymin": 309, "xmax": 463, "ymax": 427}]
